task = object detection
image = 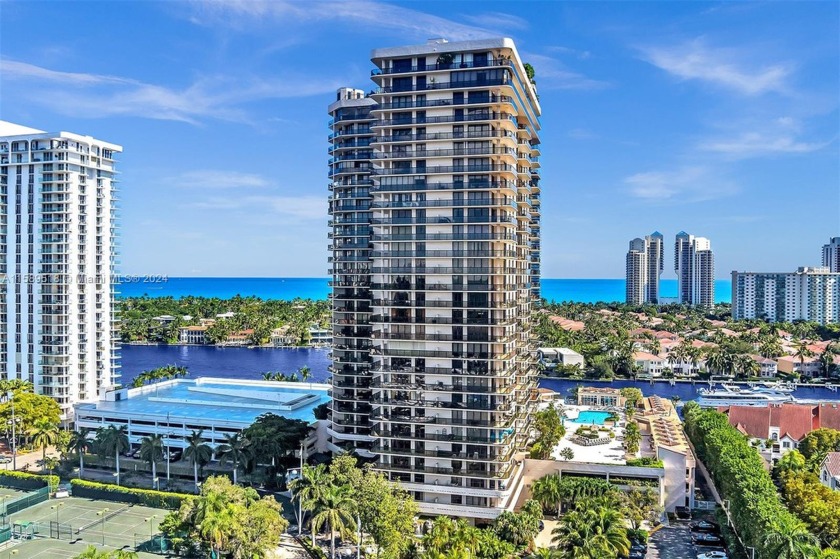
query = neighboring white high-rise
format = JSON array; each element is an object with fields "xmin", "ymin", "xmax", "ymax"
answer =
[
  {"xmin": 328, "ymin": 38, "xmax": 541, "ymax": 520},
  {"xmin": 822, "ymin": 237, "xmax": 840, "ymax": 273},
  {"xmin": 732, "ymin": 267, "xmax": 840, "ymax": 325},
  {"xmin": 0, "ymin": 121, "xmax": 121, "ymax": 421},
  {"xmin": 674, "ymin": 232, "xmax": 715, "ymax": 307},
  {"xmin": 625, "ymin": 232, "xmax": 663, "ymax": 305}
]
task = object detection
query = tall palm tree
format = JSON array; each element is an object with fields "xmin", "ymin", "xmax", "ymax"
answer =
[
  {"xmin": 96, "ymin": 425, "xmax": 130, "ymax": 485},
  {"xmin": 217, "ymin": 433, "xmax": 249, "ymax": 485},
  {"xmin": 310, "ymin": 484, "xmax": 356, "ymax": 559},
  {"xmin": 299, "ymin": 365, "xmax": 312, "ymax": 382},
  {"xmin": 184, "ymin": 430, "xmax": 212, "ymax": 493},
  {"xmin": 195, "ymin": 487, "xmax": 234, "ymax": 557},
  {"xmin": 552, "ymin": 506, "xmax": 629, "ymax": 559},
  {"xmin": 139, "ymin": 434, "xmax": 165, "ymax": 488},
  {"xmin": 29, "ymin": 418, "xmax": 59, "ymax": 466},
  {"xmin": 290, "ymin": 464, "xmax": 330, "ymax": 542},
  {"xmin": 763, "ymin": 515, "xmax": 821, "ymax": 559},
  {"xmin": 792, "ymin": 340, "xmax": 814, "ymax": 376},
  {"xmin": 70, "ymin": 428, "xmax": 92, "ymax": 477}
]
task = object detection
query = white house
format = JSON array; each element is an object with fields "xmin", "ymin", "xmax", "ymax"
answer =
[
  {"xmin": 538, "ymin": 347, "xmax": 585, "ymax": 369},
  {"xmin": 820, "ymin": 452, "xmax": 840, "ymax": 491},
  {"xmin": 751, "ymin": 355, "xmax": 779, "ymax": 378},
  {"xmin": 633, "ymin": 351, "xmax": 665, "ymax": 377}
]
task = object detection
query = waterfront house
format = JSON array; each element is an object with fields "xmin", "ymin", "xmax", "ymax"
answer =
[
  {"xmin": 179, "ymin": 325, "xmax": 209, "ymax": 345},
  {"xmin": 537, "ymin": 347, "xmax": 585, "ymax": 369},
  {"xmin": 633, "ymin": 351, "xmax": 665, "ymax": 377},
  {"xmin": 271, "ymin": 326, "xmax": 296, "ymax": 347},
  {"xmin": 750, "ymin": 355, "xmax": 778, "ymax": 378},
  {"xmin": 777, "ymin": 355, "xmax": 822, "ymax": 377},
  {"xmin": 820, "ymin": 452, "xmax": 840, "ymax": 491}
]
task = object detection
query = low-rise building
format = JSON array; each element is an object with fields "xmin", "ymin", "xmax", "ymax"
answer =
[
  {"xmin": 153, "ymin": 315, "xmax": 177, "ymax": 324},
  {"xmin": 751, "ymin": 355, "xmax": 778, "ymax": 378},
  {"xmin": 308, "ymin": 326, "xmax": 331, "ymax": 345},
  {"xmin": 223, "ymin": 329, "xmax": 255, "ymax": 346},
  {"xmin": 633, "ymin": 351, "xmax": 665, "ymax": 377},
  {"xmin": 721, "ymin": 402, "xmax": 840, "ymax": 463},
  {"xmin": 271, "ymin": 326, "xmax": 296, "ymax": 347},
  {"xmin": 777, "ymin": 355, "xmax": 822, "ymax": 377},
  {"xmin": 638, "ymin": 396, "xmax": 696, "ymax": 511},
  {"xmin": 576, "ymin": 387, "xmax": 625, "ymax": 408},
  {"xmin": 820, "ymin": 452, "xmax": 840, "ymax": 491},
  {"xmin": 179, "ymin": 325, "xmax": 209, "ymax": 345},
  {"xmin": 75, "ymin": 378, "xmax": 331, "ymax": 458},
  {"xmin": 537, "ymin": 348, "xmax": 585, "ymax": 369}
]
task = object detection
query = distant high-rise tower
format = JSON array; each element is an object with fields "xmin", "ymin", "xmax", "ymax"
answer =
[
  {"xmin": 0, "ymin": 121, "xmax": 121, "ymax": 421},
  {"xmin": 625, "ymin": 232, "xmax": 663, "ymax": 305},
  {"xmin": 822, "ymin": 237, "xmax": 840, "ymax": 273},
  {"xmin": 674, "ymin": 232, "xmax": 715, "ymax": 307}
]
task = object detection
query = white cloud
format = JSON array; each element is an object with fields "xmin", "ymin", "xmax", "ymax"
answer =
[
  {"xmin": 639, "ymin": 39, "xmax": 791, "ymax": 96},
  {"xmin": 191, "ymin": 195, "xmax": 326, "ymax": 220},
  {"xmin": 175, "ymin": 170, "xmax": 271, "ymax": 189},
  {"xmin": 189, "ymin": 0, "xmax": 501, "ymax": 41},
  {"xmin": 461, "ymin": 12, "xmax": 529, "ymax": 32},
  {"xmin": 0, "ymin": 59, "xmax": 343, "ymax": 124},
  {"xmin": 698, "ymin": 116, "xmax": 832, "ymax": 158},
  {"xmin": 624, "ymin": 166, "xmax": 739, "ymax": 203},
  {"xmin": 521, "ymin": 53, "xmax": 609, "ymax": 91}
]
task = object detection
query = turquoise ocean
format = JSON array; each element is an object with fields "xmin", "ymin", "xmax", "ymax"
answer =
[{"xmin": 119, "ymin": 277, "xmax": 732, "ymax": 303}]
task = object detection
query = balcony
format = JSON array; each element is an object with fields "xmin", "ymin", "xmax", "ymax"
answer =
[
  {"xmin": 375, "ymin": 77, "xmax": 509, "ymax": 94},
  {"xmin": 372, "ymin": 112, "xmax": 516, "ymax": 128},
  {"xmin": 374, "ymin": 129, "xmax": 517, "ymax": 144},
  {"xmin": 372, "ymin": 147, "xmax": 517, "ymax": 160},
  {"xmin": 372, "ymin": 58, "xmax": 512, "ymax": 76},
  {"xmin": 371, "ymin": 164, "xmax": 516, "ymax": 176}
]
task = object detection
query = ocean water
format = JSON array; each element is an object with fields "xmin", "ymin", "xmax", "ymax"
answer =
[{"xmin": 119, "ymin": 277, "xmax": 732, "ymax": 304}]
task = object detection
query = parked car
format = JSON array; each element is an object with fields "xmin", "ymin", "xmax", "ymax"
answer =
[
  {"xmin": 675, "ymin": 506, "xmax": 692, "ymax": 520},
  {"xmin": 0, "ymin": 456, "xmax": 11, "ymax": 464},
  {"xmin": 691, "ymin": 520, "xmax": 720, "ymax": 533},
  {"xmin": 169, "ymin": 449, "xmax": 183, "ymax": 461},
  {"xmin": 692, "ymin": 533, "xmax": 725, "ymax": 546},
  {"xmin": 697, "ymin": 551, "xmax": 729, "ymax": 559},
  {"xmin": 131, "ymin": 448, "xmax": 143, "ymax": 459},
  {"xmin": 629, "ymin": 551, "xmax": 645, "ymax": 559}
]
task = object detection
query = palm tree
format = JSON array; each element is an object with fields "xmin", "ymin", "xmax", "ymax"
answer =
[
  {"xmin": 763, "ymin": 515, "xmax": 821, "ymax": 559},
  {"xmin": 737, "ymin": 354, "xmax": 760, "ymax": 379},
  {"xmin": 139, "ymin": 434, "xmax": 164, "ymax": 488},
  {"xmin": 530, "ymin": 549, "xmax": 556, "ymax": 559},
  {"xmin": 29, "ymin": 418, "xmax": 59, "ymax": 467},
  {"xmin": 70, "ymin": 428, "xmax": 92, "ymax": 477},
  {"xmin": 290, "ymin": 464, "xmax": 330, "ymax": 542},
  {"xmin": 299, "ymin": 365, "xmax": 312, "ymax": 382},
  {"xmin": 96, "ymin": 425, "xmax": 130, "ymax": 486},
  {"xmin": 818, "ymin": 344, "xmax": 838, "ymax": 378},
  {"xmin": 43, "ymin": 456, "xmax": 59, "ymax": 477},
  {"xmin": 184, "ymin": 430, "xmax": 212, "ymax": 493},
  {"xmin": 792, "ymin": 340, "xmax": 814, "ymax": 376},
  {"xmin": 552, "ymin": 506, "xmax": 629, "ymax": 559},
  {"xmin": 310, "ymin": 484, "xmax": 356, "ymax": 559},
  {"xmin": 531, "ymin": 473, "xmax": 563, "ymax": 516},
  {"xmin": 217, "ymin": 433, "xmax": 249, "ymax": 485}
]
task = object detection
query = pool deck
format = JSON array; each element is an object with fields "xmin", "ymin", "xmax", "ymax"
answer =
[{"xmin": 540, "ymin": 403, "xmax": 629, "ymax": 465}]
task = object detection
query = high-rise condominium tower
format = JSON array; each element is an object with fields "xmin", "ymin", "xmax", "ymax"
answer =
[
  {"xmin": 0, "ymin": 121, "xmax": 121, "ymax": 420},
  {"xmin": 328, "ymin": 38, "xmax": 541, "ymax": 519},
  {"xmin": 732, "ymin": 267, "xmax": 840, "ymax": 325},
  {"xmin": 823, "ymin": 237, "xmax": 840, "ymax": 273},
  {"xmin": 625, "ymin": 232, "xmax": 663, "ymax": 305},
  {"xmin": 674, "ymin": 231, "xmax": 715, "ymax": 307}
]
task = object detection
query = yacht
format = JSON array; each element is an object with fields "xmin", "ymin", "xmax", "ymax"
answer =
[
  {"xmin": 696, "ymin": 384, "xmax": 796, "ymax": 407},
  {"xmin": 751, "ymin": 381, "xmax": 796, "ymax": 395}
]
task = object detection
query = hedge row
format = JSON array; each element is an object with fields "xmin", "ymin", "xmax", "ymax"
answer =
[
  {"xmin": 683, "ymin": 404, "xmax": 816, "ymax": 559},
  {"xmin": 0, "ymin": 470, "xmax": 59, "ymax": 492},
  {"xmin": 70, "ymin": 479, "xmax": 191, "ymax": 509}
]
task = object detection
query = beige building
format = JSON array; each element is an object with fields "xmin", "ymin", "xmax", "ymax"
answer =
[{"xmin": 577, "ymin": 387, "xmax": 625, "ymax": 408}]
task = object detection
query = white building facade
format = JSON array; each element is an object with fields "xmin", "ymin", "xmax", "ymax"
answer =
[
  {"xmin": 625, "ymin": 232, "xmax": 663, "ymax": 305},
  {"xmin": 0, "ymin": 121, "xmax": 121, "ymax": 420},
  {"xmin": 329, "ymin": 38, "xmax": 541, "ymax": 520},
  {"xmin": 732, "ymin": 267, "xmax": 840, "ymax": 325},
  {"xmin": 674, "ymin": 232, "xmax": 715, "ymax": 307}
]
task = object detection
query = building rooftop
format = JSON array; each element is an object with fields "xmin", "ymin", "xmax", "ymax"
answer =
[
  {"xmin": 0, "ymin": 120, "xmax": 46, "ymax": 136},
  {"xmin": 822, "ymin": 452, "xmax": 840, "ymax": 478},
  {"xmin": 76, "ymin": 378, "xmax": 330, "ymax": 426}
]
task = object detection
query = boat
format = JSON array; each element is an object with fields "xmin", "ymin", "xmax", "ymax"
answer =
[
  {"xmin": 751, "ymin": 381, "xmax": 796, "ymax": 395},
  {"xmin": 696, "ymin": 384, "xmax": 796, "ymax": 408}
]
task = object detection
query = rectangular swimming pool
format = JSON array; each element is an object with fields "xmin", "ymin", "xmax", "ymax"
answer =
[{"xmin": 575, "ymin": 411, "xmax": 612, "ymax": 425}]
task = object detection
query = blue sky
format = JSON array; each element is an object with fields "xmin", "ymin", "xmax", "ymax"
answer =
[{"xmin": 1, "ymin": 1, "xmax": 837, "ymax": 279}]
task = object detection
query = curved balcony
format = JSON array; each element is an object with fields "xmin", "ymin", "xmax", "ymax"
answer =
[{"xmin": 372, "ymin": 112, "xmax": 516, "ymax": 128}]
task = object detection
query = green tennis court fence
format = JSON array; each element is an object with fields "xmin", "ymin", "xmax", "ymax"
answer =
[
  {"xmin": 134, "ymin": 533, "xmax": 172, "ymax": 554},
  {"xmin": 0, "ymin": 486, "xmax": 50, "ymax": 518}
]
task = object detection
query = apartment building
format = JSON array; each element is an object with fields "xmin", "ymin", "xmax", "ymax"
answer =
[
  {"xmin": 674, "ymin": 232, "xmax": 715, "ymax": 307},
  {"xmin": 731, "ymin": 266, "xmax": 840, "ymax": 325},
  {"xmin": 328, "ymin": 38, "xmax": 541, "ymax": 520},
  {"xmin": 625, "ymin": 232, "xmax": 663, "ymax": 305},
  {"xmin": 823, "ymin": 237, "xmax": 840, "ymax": 273},
  {"xmin": 0, "ymin": 121, "xmax": 121, "ymax": 420}
]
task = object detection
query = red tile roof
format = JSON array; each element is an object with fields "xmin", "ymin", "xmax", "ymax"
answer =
[
  {"xmin": 816, "ymin": 402, "xmax": 840, "ymax": 431},
  {"xmin": 723, "ymin": 403, "xmax": 820, "ymax": 441},
  {"xmin": 822, "ymin": 452, "xmax": 840, "ymax": 477}
]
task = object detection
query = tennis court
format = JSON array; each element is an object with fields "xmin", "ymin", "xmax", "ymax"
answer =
[
  {"xmin": 0, "ymin": 538, "xmax": 164, "ymax": 558},
  {"xmin": 0, "ymin": 486, "xmax": 28, "ymax": 500},
  {"xmin": 8, "ymin": 496, "xmax": 168, "ymax": 548}
]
